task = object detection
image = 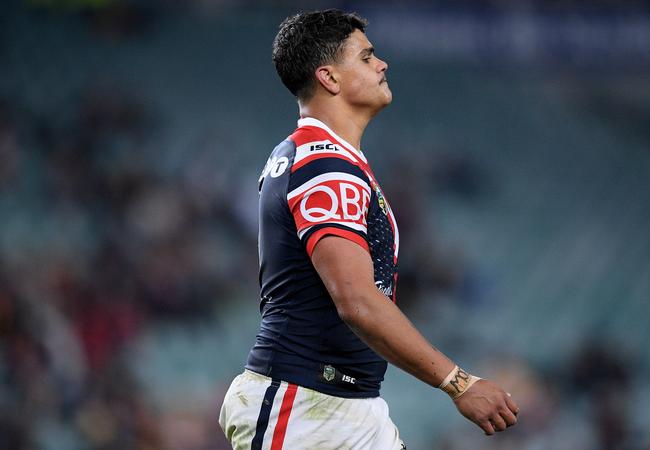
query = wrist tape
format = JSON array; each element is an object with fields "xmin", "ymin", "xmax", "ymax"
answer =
[{"xmin": 438, "ymin": 365, "xmax": 481, "ymax": 399}]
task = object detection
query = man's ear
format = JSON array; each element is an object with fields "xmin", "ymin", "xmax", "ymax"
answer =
[{"xmin": 315, "ymin": 65, "xmax": 341, "ymax": 95}]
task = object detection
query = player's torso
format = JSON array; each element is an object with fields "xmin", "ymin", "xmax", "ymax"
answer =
[{"xmin": 247, "ymin": 118, "xmax": 399, "ymax": 398}]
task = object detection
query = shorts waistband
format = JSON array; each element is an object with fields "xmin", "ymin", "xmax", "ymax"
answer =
[{"xmin": 243, "ymin": 368, "xmax": 274, "ymax": 383}]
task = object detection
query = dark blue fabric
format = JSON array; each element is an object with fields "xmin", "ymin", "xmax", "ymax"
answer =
[{"xmin": 288, "ymin": 156, "xmax": 369, "ymax": 193}]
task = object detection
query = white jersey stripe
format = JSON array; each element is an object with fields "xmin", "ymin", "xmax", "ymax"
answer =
[
  {"xmin": 297, "ymin": 226, "xmax": 313, "ymax": 240},
  {"xmin": 294, "ymin": 140, "xmax": 359, "ymax": 166},
  {"xmin": 287, "ymin": 172, "xmax": 371, "ymax": 201},
  {"xmin": 386, "ymin": 206, "xmax": 400, "ymax": 258},
  {"xmin": 297, "ymin": 221, "xmax": 368, "ymax": 240}
]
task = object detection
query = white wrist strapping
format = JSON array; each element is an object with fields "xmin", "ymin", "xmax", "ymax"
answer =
[{"xmin": 438, "ymin": 365, "xmax": 481, "ymax": 399}]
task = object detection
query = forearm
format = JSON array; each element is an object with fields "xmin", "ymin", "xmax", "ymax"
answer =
[
  {"xmin": 340, "ymin": 288, "xmax": 456, "ymax": 389},
  {"xmin": 312, "ymin": 237, "xmax": 519, "ymax": 435}
]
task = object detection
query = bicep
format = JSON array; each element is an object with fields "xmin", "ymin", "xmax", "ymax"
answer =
[{"xmin": 311, "ymin": 235, "xmax": 376, "ymax": 318}]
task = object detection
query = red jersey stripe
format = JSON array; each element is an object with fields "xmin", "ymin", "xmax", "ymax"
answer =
[
  {"xmin": 290, "ymin": 126, "xmax": 333, "ymax": 147},
  {"xmin": 306, "ymin": 227, "xmax": 370, "ymax": 257}
]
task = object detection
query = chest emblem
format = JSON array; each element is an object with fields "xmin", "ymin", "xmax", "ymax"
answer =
[
  {"xmin": 323, "ymin": 365, "xmax": 336, "ymax": 382},
  {"xmin": 372, "ymin": 182, "xmax": 388, "ymax": 216}
]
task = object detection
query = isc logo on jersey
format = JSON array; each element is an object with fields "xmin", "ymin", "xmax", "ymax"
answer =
[{"xmin": 310, "ymin": 143, "xmax": 339, "ymax": 152}]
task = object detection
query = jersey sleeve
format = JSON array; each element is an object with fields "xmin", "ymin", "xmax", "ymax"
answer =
[{"xmin": 287, "ymin": 147, "xmax": 371, "ymax": 257}]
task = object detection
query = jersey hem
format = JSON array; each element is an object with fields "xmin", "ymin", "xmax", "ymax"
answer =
[{"xmin": 244, "ymin": 366, "xmax": 381, "ymax": 399}]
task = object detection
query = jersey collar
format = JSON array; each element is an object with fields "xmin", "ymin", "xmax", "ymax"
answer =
[{"xmin": 297, "ymin": 117, "xmax": 368, "ymax": 164}]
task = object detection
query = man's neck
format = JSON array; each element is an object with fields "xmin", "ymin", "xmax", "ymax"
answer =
[{"xmin": 298, "ymin": 102, "xmax": 370, "ymax": 150}]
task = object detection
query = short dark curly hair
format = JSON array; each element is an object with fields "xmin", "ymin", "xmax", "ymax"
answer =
[{"xmin": 272, "ymin": 9, "xmax": 368, "ymax": 101}]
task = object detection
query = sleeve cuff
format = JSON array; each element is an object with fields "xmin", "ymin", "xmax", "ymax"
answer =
[{"xmin": 305, "ymin": 227, "xmax": 370, "ymax": 257}]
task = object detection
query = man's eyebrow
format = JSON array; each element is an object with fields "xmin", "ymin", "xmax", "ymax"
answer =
[{"xmin": 359, "ymin": 47, "xmax": 374, "ymax": 57}]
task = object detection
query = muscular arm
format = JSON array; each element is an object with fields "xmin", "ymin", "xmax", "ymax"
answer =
[
  {"xmin": 311, "ymin": 236, "xmax": 519, "ymax": 435},
  {"xmin": 312, "ymin": 235, "xmax": 456, "ymax": 387}
]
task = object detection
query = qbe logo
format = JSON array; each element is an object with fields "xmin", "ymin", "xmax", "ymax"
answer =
[{"xmin": 299, "ymin": 182, "xmax": 370, "ymax": 224}]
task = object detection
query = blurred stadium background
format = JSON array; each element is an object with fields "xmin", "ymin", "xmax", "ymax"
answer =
[{"xmin": 1, "ymin": 0, "xmax": 649, "ymax": 449}]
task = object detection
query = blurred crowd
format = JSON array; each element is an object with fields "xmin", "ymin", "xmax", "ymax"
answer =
[{"xmin": 0, "ymin": 86, "xmax": 259, "ymax": 448}]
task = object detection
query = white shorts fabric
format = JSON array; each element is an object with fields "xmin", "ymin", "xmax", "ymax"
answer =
[{"xmin": 219, "ymin": 370, "xmax": 405, "ymax": 450}]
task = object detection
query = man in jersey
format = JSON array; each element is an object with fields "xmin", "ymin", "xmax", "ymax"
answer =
[{"xmin": 219, "ymin": 9, "xmax": 519, "ymax": 449}]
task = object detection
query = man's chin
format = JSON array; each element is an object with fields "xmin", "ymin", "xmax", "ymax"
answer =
[
  {"xmin": 380, "ymin": 90, "xmax": 393, "ymax": 107},
  {"xmin": 370, "ymin": 97, "xmax": 392, "ymax": 118}
]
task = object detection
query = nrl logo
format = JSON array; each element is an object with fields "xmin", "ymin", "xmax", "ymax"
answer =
[
  {"xmin": 323, "ymin": 365, "xmax": 336, "ymax": 382},
  {"xmin": 372, "ymin": 182, "xmax": 388, "ymax": 216}
]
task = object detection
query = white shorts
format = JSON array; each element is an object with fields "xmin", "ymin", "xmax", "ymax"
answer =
[{"xmin": 219, "ymin": 370, "xmax": 405, "ymax": 450}]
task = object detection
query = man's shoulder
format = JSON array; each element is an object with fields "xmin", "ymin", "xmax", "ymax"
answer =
[
  {"xmin": 257, "ymin": 138, "xmax": 296, "ymax": 187},
  {"xmin": 289, "ymin": 126, "xmax": 362, "ymax": 174}
]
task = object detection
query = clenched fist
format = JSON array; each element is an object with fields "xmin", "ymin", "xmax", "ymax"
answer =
[{"xmin": 453, "ymin": 379, "xmax": 519, "ymax": 435}]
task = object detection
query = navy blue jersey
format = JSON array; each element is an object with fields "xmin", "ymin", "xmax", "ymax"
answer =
[{"xmin": 246, "ymin": 118, "xmax": 400, "ymax": 398}]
